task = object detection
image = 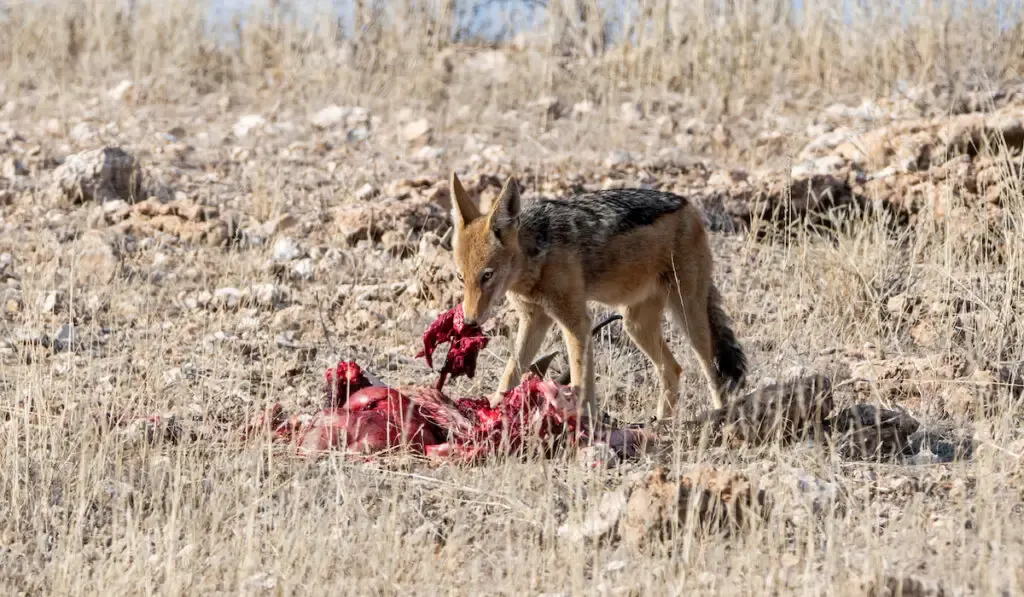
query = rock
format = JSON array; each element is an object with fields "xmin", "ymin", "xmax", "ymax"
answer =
[
  {"xmin": 604, "ymin": 151, "xmax": 633, "ymax": 168},
  {"xmin": 798, "ymin": 128, "xmax": 853, "ymax": 160},
  {"xmin": 2, "ymin": 157, "xmax": 27, "ymax": 178},
  {"xmin": 556, "ymin": 484, "xmax": 629, "ymax": 543},
  {"xmin": 50, "ymin": 146, "xmax": 143, "ymax": 204},
  {"xmin": 830, "ymin": 404, "xmax": 920, "ymax": 460},
  {"xmin": 310, "ymin": 105, "xmax": 347, "ymax": 129},
  {"xmin": 681, "ymin": 374, "xmax": 834, "ymax": 447},
  {"xmin": 354, "ymin": 183, "xmax": 377, "ymax": 201},
  {"xmin": 74, "ymin": 230, "xmax": 121, "ymax": 284},
  {"xmin": 213, "ymin": 287, "xmax": 243, "ymax": 310},
  {"xmin": 867, "ymin": 575, "xmax": 947, "ymax": 597},
  {"xmin": 260, "ymin": 213, "xmax": 298, "ymax": 237},
  {"xmin": 412, "ymin": 145, "xmax": 445, "ymax": 162},
  {"xmin": 271, "ymin": 236, "xmax": 304, "ymax": 262},
  {"xmin": 39, "ymin": 291, "xmax": 65, "ymax": 314},
  {"xmin": 233, "ymin": 115, "xmax": 267, "ymax": 138},
  {"xmin": 572, "ymin": 100, "xmax": 595, "ymax": 118},
  {"xmin": 622, "ymin": 467, "xmax": 769, "ymax": 550},
  {"xmin": 577, "ymin": 443, "xmax": 621, "ymax": 470},
  {"xmin": 347, "ymin": 126, "xmax": 370, "ymax": 143},
  {"xmin": 885, "ymin": 293, "xmax": 917, "ymax": 316},
  {"xmin": 69, "ymin": 122, "xmax": 96, "ymax": 143},
  {"xmin": 250, "ymin": 283, "xmax": 282, "ymax": 308},
  {"xmin": 531, "ymin": 96, "xmax": 562, "ymax": 120},
  {"xmin": 292, "ymin": 258, "xmax": 314, "ymax": 281},
  {"xmin": 108, "ymin": 79, "xmax": 135, "ymax": 102},
  {"xmin": 53, "ymin": 324, "xmax": 80, "ymax": 352},
  {"xmin": 620, "ymin": 101, "xmax": 643, "ymax": 123},
  {"xmin": 335, "ymin": 198, "xmax": 445, "ymax": 246},
  {"xmin": 3, "ymin": 290, "xmax": 23, "ymax": 315},
  {"xmin": 401, "ymin": 119, "xmax": 432, "ymax": 145}
]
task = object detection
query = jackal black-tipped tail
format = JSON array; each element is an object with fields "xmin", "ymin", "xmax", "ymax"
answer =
[{"xmin": 708, "ymin": 284, "xmax": 747, "ymax": 393}]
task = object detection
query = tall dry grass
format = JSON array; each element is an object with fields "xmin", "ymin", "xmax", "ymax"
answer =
[
  {"xmin": 2, "ymin": 1, "xmax": 1024, "ymax": 596},
  {"xmin": 2, "ymin": 0, "xmax": 1023, "ymax": 115}
]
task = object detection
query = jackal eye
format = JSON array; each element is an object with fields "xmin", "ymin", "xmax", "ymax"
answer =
[
  {"xmin": 480, "ymin": 270, "xmax": 494, "ymax": 284},
  {"xmin": 456, "ymin": 271, "xmax": 464, "ymax": 282}
]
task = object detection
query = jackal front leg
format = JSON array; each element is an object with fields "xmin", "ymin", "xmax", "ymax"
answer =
[{"xmin": 493, "ymin": 300, "xmax": 552, "ymax": 406}]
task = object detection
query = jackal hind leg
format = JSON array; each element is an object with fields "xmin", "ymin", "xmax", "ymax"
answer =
[
  {"xmin": 622, "ymin": 295, "xmax": 682, "ymax": 421},
  {"xmin": 667, "ymin": 287, "xmax": 724, "ymax": 409}
]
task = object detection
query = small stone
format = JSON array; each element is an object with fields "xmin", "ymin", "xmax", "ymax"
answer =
[
  {"xmin": 578, "ymin": 443, "xmax": 621, "ymax": 469},
  {"xmin": 39, "ymin": 291, "xmax": 64, "ymax": 314},
  {"xmin": 69, "ymin": 122, "xmax": 95, "ymax": 142},
  {"xmin": 531, "ymin": 95, "xmax": 562, "ymax": 119},
  {"xmin": 354, "ymin": 183, "xmax": 377, "ymax": 201},
  {"xmin": 604, "ymin": 151, "xmax": 632, "ymax": 168},
  {"xmin": 75, "ymin": 230, "xmax": 121, "ymax": 284},
  {"xmin": 4, "ymin": 292, "xmax": 23, "ymax": 315},
  {"xmin": 401, "ymin": 118, "xmax": 432, "ymax": 144},
  {"xmin": 250, "ymin": 283, "xmax": 281, "ymax": 307},
  {"xmin": 233, "ymin": 115, "xmax": 267, "ymax": 138},
  {"xmin": 271, "ymin": 236, "xmax": 304, "ymax": 262},
  {"xmin": 620, "ymin": 101, "xmax": 643, "ymax": 123},
  {"xmin": 292, "ymin": 258, "xmax": 314, "ymax": 281},
  {"xmin": 310, "ymin": 105, "xmax": 347, "ymax": 129},
  {"xmin": 108, "ymin": 79, "xmax": 135, "ymax": 102},
  {"xmin": 53, "ymin": 324, "xmax": 80, "ymax": 352},
  {"xmin": 2, "ymin": 157, "xmax": 27, "ymax": 178},
  {"xmin": 213, "ymin": 287, "xmax": 242, "ymax": 310},
  {"xmin": 886, "ymin": 293, "xmax": 910, "ymax": 315},
  {"xmin": 260, "ymin": 213, "xmax": 298, "ymax": 237},
  {"xmin": 347, "ymin": 127, "xmax": 370, "ymax": 143},
  {"xmin": 413, "ymin": 145, "xmax": 445, "ymax": 162},
  {"xmin": 571, "ymin": 100, "xmax": 595, "ymax": 117}
]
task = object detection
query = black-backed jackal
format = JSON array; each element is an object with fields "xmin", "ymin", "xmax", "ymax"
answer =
[{"xmin": 448, "ymin": 172, "xmax": 746, "ymax": 421}]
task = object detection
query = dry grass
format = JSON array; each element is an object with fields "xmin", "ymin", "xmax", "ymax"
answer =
[{"xmin": 1, "ymin": 1, "xmax": 1024, "ymax": 595}]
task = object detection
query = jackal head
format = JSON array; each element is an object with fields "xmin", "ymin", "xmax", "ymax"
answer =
[{"xmin": 449, "ymin": 171, "xmax": 522, "ymax": 326}]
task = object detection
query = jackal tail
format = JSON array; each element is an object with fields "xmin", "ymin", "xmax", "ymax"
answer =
[{"xmin": 708, "ymin": 283, "xmax": 747, "ymax": 393}]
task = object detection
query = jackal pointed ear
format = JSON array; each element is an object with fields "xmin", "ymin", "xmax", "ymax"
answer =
[
  {"xmin": 449, "ymin": 171, "xmax": 480, "ymax": 229},
  {"xmin": 487, "ymin": 176, "xmax": 521, "ymax": 241}
]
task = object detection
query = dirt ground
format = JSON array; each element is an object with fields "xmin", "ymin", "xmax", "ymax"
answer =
[{"xmin": 2, "ymin": 3, "xmax": 1024, "ymax": 594}]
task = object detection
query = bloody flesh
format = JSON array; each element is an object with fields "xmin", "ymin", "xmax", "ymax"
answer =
[{"xmin": 246, "ymin": 304, "xmax": 651, "ymax": 463}]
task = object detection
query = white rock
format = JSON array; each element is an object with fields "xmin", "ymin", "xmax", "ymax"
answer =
[
  {"xmin": 213, "ymin": 287, "xmax": 243, "ymax": 310},
  {"xmin": 69, "ymin": 122, "xmax": 95, "ymax": 142},
  {"xmin": 310, "ymin": 105, "xmax": 347, "ymax": 129},
  {"xmin": 401, "ymin": 118, "xmax": 432, "ymax": 144},
  {"xmin": 108, "ymin": 80, "xmax": 135, "ymax": 102},
  {"xmin": 354, "ymin": 183, "xmax": 377, "ymax": 201},
  {"xmin": 604, "ymin": 150, "xmax": 632, "ymax": 168},
  {"xmin": 620, "ymin": 101, "xmax": 643, "ymax": 123},
  {"xmin": 345, "ymin": 106, "xmax": 371, "ymax": 127},
  {"xmin": 233, "ymin": 115, "xmax": 267, "ymax": 138},
  {"xmin": 412, "ymin": 145, "xmax": 445, "ymax": 162},
  {"xmin": 572, "ymin": 100, "xmax": 595, "ymax": 117},
  {"xmin": 292, "ymin": 258, "xmax": 314, "ymax": 281},
  {"xmin": 272, "ymin": 236, "xmax": 304, "ymax": 262},
  {"xmin": 250, "ymin": 283, "xmax": 281, "ymax": 307}
]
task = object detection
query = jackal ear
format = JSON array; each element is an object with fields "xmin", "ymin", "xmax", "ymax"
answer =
[
  {"xmin": 487, "ymin": 176, "xmax": 521, "ymax": 241},
  {"xmin": 450, "ymin": 171, "xmax": 480, "ymax": 229}
]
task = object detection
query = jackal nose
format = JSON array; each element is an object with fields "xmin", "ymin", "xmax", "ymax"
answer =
[{"xmin": 463, "ymin": 318, "xmax": 478, "ymax": 327}]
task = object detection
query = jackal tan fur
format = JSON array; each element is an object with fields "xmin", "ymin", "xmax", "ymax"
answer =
[{"xmin": 448, "ymin": 171, "xmax": 747, "ymax": 420}]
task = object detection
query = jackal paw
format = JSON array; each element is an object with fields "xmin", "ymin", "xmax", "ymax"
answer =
[{"xmin": 488, "ymin": 390, "xmax": 505, "ymax": 408}]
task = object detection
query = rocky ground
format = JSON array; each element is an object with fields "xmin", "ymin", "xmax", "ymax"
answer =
[{"xmin": 1, "ymin": 73, "xmax": 1024, "ymax": 595}]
